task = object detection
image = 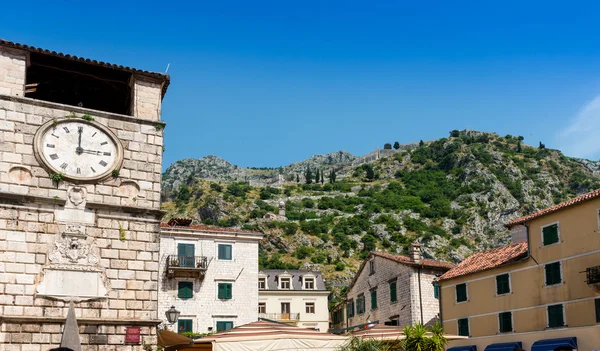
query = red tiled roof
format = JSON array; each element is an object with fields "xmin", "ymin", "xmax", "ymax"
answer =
[
  {"xmin": 438, "ymin": 242, "xmax": 528, "ymax": 281},
  {"xmin": 373, "ymin": 251, "xmax": 455, "ymax": 270},
  {"xmin": 160, "ymin": 222, "xmax": 261, "ymax": 235},
  {"xmin": 0, "ymin": 39, "xmax": 170, "ymax": 95},
  {"xmin": 506, "ymin": 188, "xmax": 600, "ymax": 227}
]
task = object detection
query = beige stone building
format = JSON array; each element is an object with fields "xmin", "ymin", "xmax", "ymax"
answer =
[
  {"xmin": 158, "ymin": 219, "xmax": 263, "ymax": 334},
  {"xmin": 0, "ymin": 40, "xmax": 169, "ymax": 350},
  {"xmin": 439, "ymin": 189, "xmax": 600, "ymax": 351},
  {"xmin": 258, "ymin": 270, "xmax": 330, "ymax": 332},
  {"xmin": 331, "ymin": 244, "xmax": 453, "ymax": 331}
]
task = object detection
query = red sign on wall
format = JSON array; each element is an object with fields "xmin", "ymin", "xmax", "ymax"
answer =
[{"xmin": 125, "ymin": 327, "xmax": 141, "ymax": 343}]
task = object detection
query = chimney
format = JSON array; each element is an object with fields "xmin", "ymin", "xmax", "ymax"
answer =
[
  {"xmin": 510, "ymin": 225, "xmax": 527, "ymax": 244},
  {"xmin": 409, "ymin": 243, "xmax": 422, "ymax": 263}
]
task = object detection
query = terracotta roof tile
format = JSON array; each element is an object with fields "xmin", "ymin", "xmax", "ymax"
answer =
[
  {"xmin": 373, "ymin": 251, "xmax": 455, "ymax": 270},
  {"xmin": 0, "ymin": 39, "xmax": 170, "ymax": 95},
  {"xmin": 506, "ymin": 188, "xmax": 600, "ymax": 227},
  {"xmin": 438, "ymin": 242, "xmax": 528, "ymax": 281},
  {"xmin": 160, "ymin": 222, "xmax": 261, "ymax": 235}
]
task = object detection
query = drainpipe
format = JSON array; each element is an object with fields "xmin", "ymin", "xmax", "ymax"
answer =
[
  {"xmin": 418, "ymin": 266, "xmax": 423, "ymax": 324},
  {"xmin": 438, "ymin": 278, "xmax": 443, "ymax": 325}
]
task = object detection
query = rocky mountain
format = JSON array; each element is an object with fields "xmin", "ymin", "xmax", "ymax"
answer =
[
  {"xmin": 161, "ymin": 131, "xmax": 600, "ymax": 291},
  {"xmin": 162, "ymin": 151, "xmax": 356, "ymax": 199}
]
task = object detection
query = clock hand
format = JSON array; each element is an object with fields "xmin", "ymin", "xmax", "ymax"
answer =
[
  {"xmin": 81, "ymin": 149, "xmax": 102, "ymax": 155},
  {"xmin": 76, "ymin": 127, "xmax": 83, "ymax": 154}
]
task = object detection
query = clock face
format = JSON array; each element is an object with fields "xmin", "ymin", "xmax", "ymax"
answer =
[{"xmin": 34, "ymin": 119, "xmax": 123, "ymax": 182}]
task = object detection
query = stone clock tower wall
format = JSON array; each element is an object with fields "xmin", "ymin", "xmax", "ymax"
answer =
[{"xmin": 0, "ymin": 41, "xmax": 169, "ymax": 350}]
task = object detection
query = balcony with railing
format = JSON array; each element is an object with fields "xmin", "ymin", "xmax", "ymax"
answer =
[
  {"xmin": 166, "ymin": 255, "xmax": 208, "ymax": 278},
  {"xmin": 586, "ymin": 265, "xmax": 600, "ymax": 285},
  {"xmin": 258, "ymin": 313, "xmax": 301, "ymax": 325}
]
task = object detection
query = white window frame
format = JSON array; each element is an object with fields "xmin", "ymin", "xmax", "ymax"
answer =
[
  {"xmin": 304, "ymin": 277, "xmax": 315, "ymax": 290},
  {"xmin": 305, "ymin": 302, "xmax": 315, "ymax": 314},
  {"xmin": 258, "ymin": 302, "xmax": 266, "ymax": 314},
  {"xmin": 455, "ymin": 283, "xmax": 469, "ymax": 304},
  {"xmin": 497, "ymin": 311, "xmax": 514, "ymax": 333},
  {"xmin": 540, "ymin": 221, "xmax": 561, "ymax": 247},
  {"xmin": 495, "ymin": 273, "xmax": 512, "ymax": 296},
  {"xmin": 546, "ymin": 303, "xmax": 567, "ymax": 328},
  {"xmin": 216, "ymin": 241, "xmax": 235, "ymax": 261},
  {"xmin": 280, "ymin": 277, "xmax": 292, "ymax": 290},
  {"xmin": 543, "ymin": 260, "xmax": 564, "ymax": 287},
  {"xmin": 369, "ymin": 260, "xmax": 375, "ymax": 275},
  {"xmin": 457, "ymin": 317, "xmax": 470, "ymax": 337},
  {"xmin": 258, "ymin": 277, "xmax": 266, "ymax": 290}
]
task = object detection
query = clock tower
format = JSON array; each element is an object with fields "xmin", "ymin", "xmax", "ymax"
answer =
[{"xmin": 0, "ymin": 40, "xmax": 169, "ymax": 350}]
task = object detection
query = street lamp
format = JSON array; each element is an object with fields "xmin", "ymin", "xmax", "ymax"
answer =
[{"xmin": 165, "ymin": 305, "xmax": 181, "ymax": 325}]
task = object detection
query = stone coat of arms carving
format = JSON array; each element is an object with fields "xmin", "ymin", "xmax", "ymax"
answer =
[{"xmin": 49, "ymin": 236, "xmax": 99, "ymax": 266}]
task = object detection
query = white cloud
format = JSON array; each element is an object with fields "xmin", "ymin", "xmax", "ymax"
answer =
[{"xmin": 557, "ymin": 95, "xmax": 600, "ymax": 160}]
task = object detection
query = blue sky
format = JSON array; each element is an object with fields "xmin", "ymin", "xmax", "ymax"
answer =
[{"xmin": 3, "ymin": 1, "xmax": 600, "ymax": 169}]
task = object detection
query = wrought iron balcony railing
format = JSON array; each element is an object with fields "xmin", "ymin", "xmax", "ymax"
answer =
[
  {"xmin": 259, "ymin": 313, "xmax": 300, "ymax": 321},
  {"xmin": 586, "ymin": 265, "xmax": 600, "ymax": 285},
  {"xmin": 166, "ymin": 255, "xmax": 208, "ymax": 278}
]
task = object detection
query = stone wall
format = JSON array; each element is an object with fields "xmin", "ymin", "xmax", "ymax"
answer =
[
  {"xmin": 409, "ymin": 267, "xmax": 442, "ymax": 326},
  {"xmin": 0, "ymin": 44, "xmax": 167, "ymax": 350},
  {"xmin": 158, "ymin": 230, "xmax": 260, "ymax": 333},
  {"xmin": 0, "ymin": 96, "xmax": 164, "ymax": 209},
  {"xmin": 345, "ymin": 255, "xmax": 445, "ymax": 329},
  {"xmin": 0, "ymin": 47, "xmax": 25, "ymax": 97},
  {"xmin": 346, "ymin": 255, "xmax": 415, "ymax": 327},
  {"xmin": 130, "ymin": 76, "xmax": 163, "ymax": 122}
]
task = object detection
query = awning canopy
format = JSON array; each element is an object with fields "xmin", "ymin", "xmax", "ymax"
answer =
[
  {"xmin": 351, "ymin": 324, "xmax": 467, "ymax": 342},
  {"xmin": 448, "ymin": 345, "xmax": 477, "ymax": 351},
  {"xmin": 484, "ymin": 342, "xmax": 522, "ymax": 351},
  {"xmin": 531, "ymin": 337, "xmax": 577, "ymax": 351},
  {"xmin": 157, "ymin": 329, "xmax": 194, "ymax": 351}
]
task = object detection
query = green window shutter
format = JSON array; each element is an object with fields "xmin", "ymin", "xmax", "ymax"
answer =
[
  {"xmin": 456, "ymin": 283, "xmax": 467, "ymax": 302},
  {"xmin": 178, "ymin": 319, "xmax": 192, "ymax": 333},
  {"xmin": 390, "ymin": 282, "xmax": 397, "ymax": 303},
  {"xmin": 347, "ymin": 300, "xmax": 355, "ymax": 317},
  {"xmin": 545, "ymin": 262, "xmax": 562, "ymax": 285},
  {"xmin": 548, "ymin": 304, "xmax": 564, "ymax": 328},
  {"xmin": 457, "ymin": 318, "xmax": 469, "ymax": 336},
  {"xmin": 595, "ymin": 299, "xmax": 600, "ymax": 323},
  {"xmin": 218, "ymin": 283, "xmax": 225, "ymax": 299},
  {"xmin": 226, "ymin": 283, "xmax": 232, "ymax": 299},
  {"xmin": 499, "ymin": 312, "xmax": 512, "ymax": 332},
  {"xmin": 371, "ymin": 290, "xmax": 377, "ymax": 309},
  {"xmin": 178, "ymin": 281, "xmax": 193, "ymax": 299},
  {"xmin": 542, "ymin": 224, "xmax": 559, "ymax": 246},
  {"xmin": 496, "ymin": 274, "xmax": 510, "ymax": 295},
  {"xmin": 216, "ymin": 321, "xmax": 233, "ymax": 332},
  {"xmin": 433, "ymin": 282, "xmax": 439, "ymax": 299},
  {"xmin": 218, "ymin": 244, "xmax": 232, "ymax": 260}
]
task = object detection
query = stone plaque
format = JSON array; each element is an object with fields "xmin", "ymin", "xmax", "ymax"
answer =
[
  {"xmin": 125, "ymin": 327, "xmax": 141, "ymax": 343},
  {"xmin": 36, "ymin": 269, "xmax": 107, "ymax": 300},
  {"xmin": 89, "ymin": 335, "xmax": 108, "ymax": 344}
]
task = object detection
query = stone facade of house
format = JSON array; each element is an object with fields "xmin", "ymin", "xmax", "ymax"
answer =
[
  {"xmin": 158, "ymin": 222, "xmax": 263, "ymax": 334},
  {"xmin": 0, "ymin": 40, "xmax": 169, "ymax": 351},
  {"xmin": 331, "ymin": 245, "xmax": 453, "ymax": 331}
]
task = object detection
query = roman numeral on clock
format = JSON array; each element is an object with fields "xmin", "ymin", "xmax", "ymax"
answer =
[
  {"xmin": 90, "ymin": 167, "xmax": 96, "ymax": 173},
  {"xmin": 63, "ymin": 127, "xmax": 70, "ymax": 133},
  {"xmin": 100, "ymin": 141, "xmax": 108, "ymax": 146},
  {"xmin": 46, "ymin": 144, "xmax": 55, "ymax": 148},
  {"xmin": 99, "ymin": 160, "xmax": 107, "ymax": 167},
  {"xmin": 50, "ymin": 154, "xmax": 59, "ymax": 160},
  {"xmin": 103, "ymin": 152, "xmax": 111, "ymax": 156},
  {"xmin": 77, "ymin": 168, "xmax": 81, "ymax": 174},
  {"xmin": 92, "ymin": 132, "xmax": 97, "ymax": 137},
  {"xmin": 60, "ymin": 163, "xmax": 68, "ymax": 169}
]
